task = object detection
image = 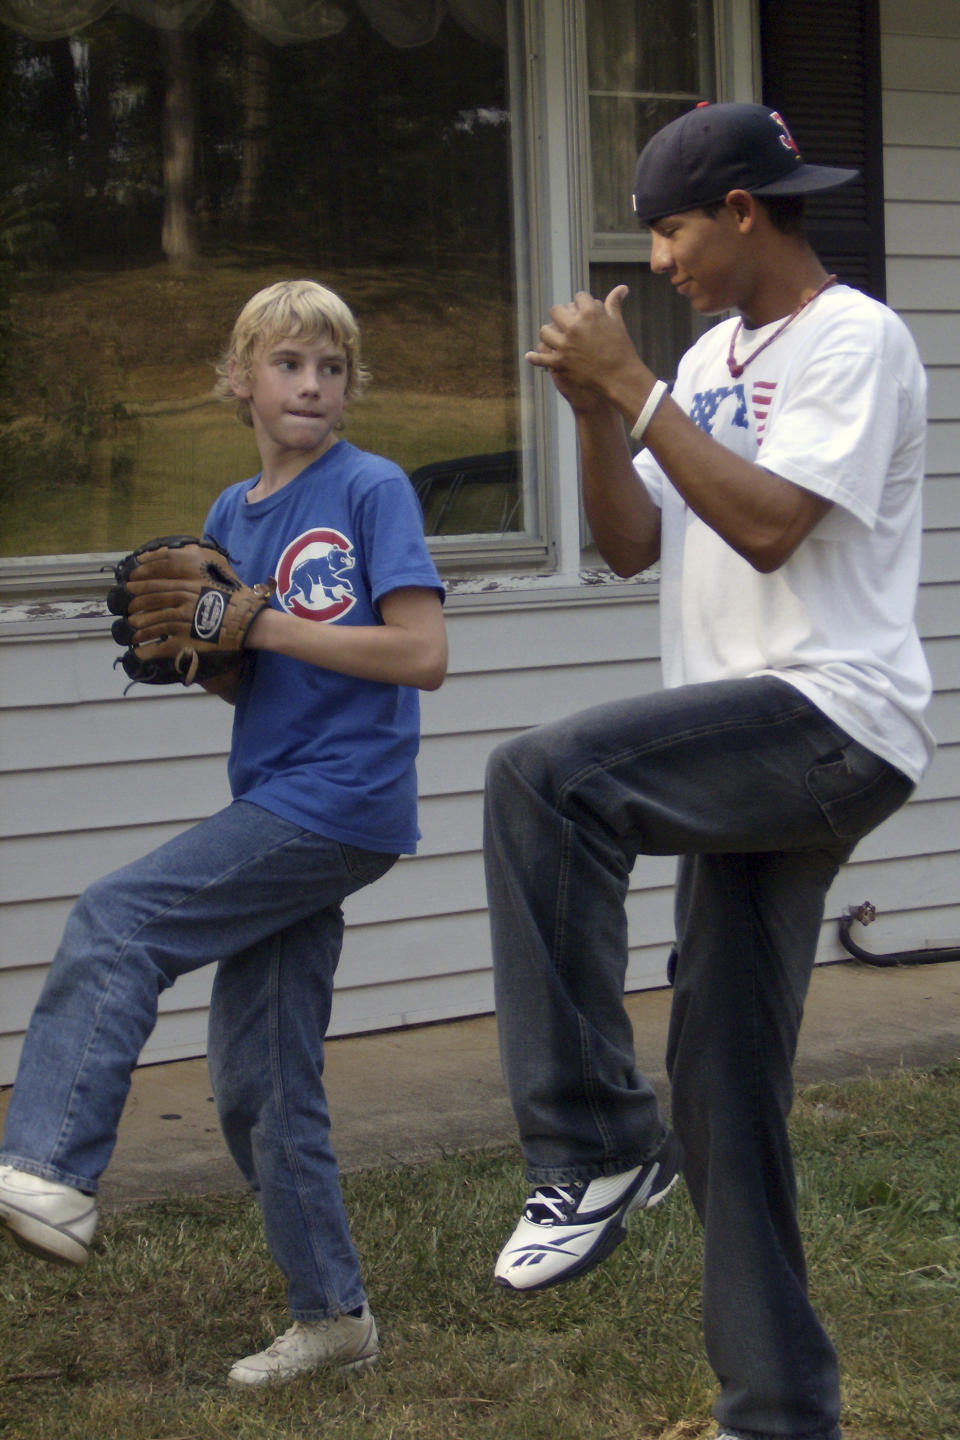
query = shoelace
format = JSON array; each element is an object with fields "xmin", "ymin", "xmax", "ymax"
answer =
[
  {"xmin": 524, "ymin": 1183, "xmax": 584, "ymax": 1223},
  {"xmin": 266, "ymin": 1323, "xmax": 308, "ymax": 1354}
]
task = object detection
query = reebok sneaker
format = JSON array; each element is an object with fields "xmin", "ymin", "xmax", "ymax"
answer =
[{"xmin": 494, "ymin": 1130, "xmax": 682, "ymax": 1292}]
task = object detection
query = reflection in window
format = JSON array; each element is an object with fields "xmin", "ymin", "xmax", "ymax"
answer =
[
  {"xmin": 587, "ymin": 0, "xmax": 715, "ymax": 237},
  {"xmin": 0, "ymin": 3, "xmax": 521, "ymax": 558},
  {"xmin": 581, "ymin": 0, "xmax": 715, "ymax": 566}
]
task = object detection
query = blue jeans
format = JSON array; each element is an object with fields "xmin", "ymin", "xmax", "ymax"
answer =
[
  {"xmin": 0, "ymin": 799, "xmax": 397, "ymax": 1321},
  {"xmin": 484, "ymin": 677, "xmax": 913, "ymax": 1440}
]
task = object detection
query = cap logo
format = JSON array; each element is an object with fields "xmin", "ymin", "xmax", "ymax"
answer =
[
  {"xmin": 770, "ymin": 111, "xmax": 801, "ymax": 161},
  {"xmin": 631, "ymin": 103, "xmax": 856, "ymax": 225}
]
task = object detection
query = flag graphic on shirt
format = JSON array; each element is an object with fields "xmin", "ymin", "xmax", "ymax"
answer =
[{"xmin": 751, "ymin": 380, "xmax": 777, "ymax": 440}]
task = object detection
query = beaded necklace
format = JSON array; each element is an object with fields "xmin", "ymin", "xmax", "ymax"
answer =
[{"xmin": 726, "ymin": 274, "xmax": 838, "ymax": 379}]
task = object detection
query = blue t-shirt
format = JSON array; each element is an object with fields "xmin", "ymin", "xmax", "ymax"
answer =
[{"xmin": 204, "ymin": 440, "xmax": 444, "ymax": 854}]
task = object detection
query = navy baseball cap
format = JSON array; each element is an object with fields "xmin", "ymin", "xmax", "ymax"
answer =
[{"xmin": 632, "ymin": 102, "xmax": 858, "ymax": 223}]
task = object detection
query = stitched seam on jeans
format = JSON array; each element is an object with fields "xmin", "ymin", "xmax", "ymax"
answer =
[
  {"xmin": 553, "ymin": 815, "xmax": 572, "ymax": 974},
  {"xmin": 268, "ymin": 933, "xmax": 336, "ymax": 1309},
  {"xmin": 48, "ymin": 946, "xmax": 128, "ymax": 1179},
  {"xmin": 748, "ymin": 882, "xmax": 826, "ymax": 1424},
  {"xmin": 555, "ymin": 702, "xmax": 817, "ymax": 810},
  {"xmin": 556, "ymin": 816, "xmax": 615, "ymax": 1156},
  {"xmin": 745, "ymin": 903, "xmax": 817, "ymax": 1420},
  {"xmin": 577, "ymin": 1013, "xmax": 616, "ymax": 1154},
  {"xmin": 100, "ymin": 825, "xmax": 322, "ymax": 966},
  {"xmin": 805, "ymin": 758, "xmax": 912, "ymax": 840}
]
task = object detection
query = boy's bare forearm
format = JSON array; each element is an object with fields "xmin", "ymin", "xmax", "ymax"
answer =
[{"xmin": 245, "ymin": 587, "xmax": 447, "ymax": 691}]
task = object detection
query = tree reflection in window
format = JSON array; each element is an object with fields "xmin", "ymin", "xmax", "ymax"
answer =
[{"xmin": 0, "ymin": 1, "xmax": 521, "ymax": 557}]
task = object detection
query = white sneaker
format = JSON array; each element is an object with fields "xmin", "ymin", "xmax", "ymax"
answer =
[
  {"xmin": 494, "ymin": 1131, "xmax": 682, "ymax": 1292},
  {"xmin": 0, "ymin": 1163, "xmax": 98, "ymax": 1266},
  {"xmin": 228, "ymin": 1305, "xmax": 380, "ymax": 1386}
]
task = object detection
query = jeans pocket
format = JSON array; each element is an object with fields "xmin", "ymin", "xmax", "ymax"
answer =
[
  {"xmin": 805, "ymin": 741, "xmax": 914, "ymax": 841},
  {"xmin": 338, "ymin": 843, "xmax": 399, "ymax": 887}
]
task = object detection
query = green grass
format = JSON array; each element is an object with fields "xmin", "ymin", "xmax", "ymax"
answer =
[
  {"xmin": 2, "ymin": 1063, "xmax": 959, "ymax": 1440},
  {"xmin": 0, "ymin": 391, "xmax": 517, "ymax": 558},
  {"xmin": 1, "ymin": 257, "xmax": 522, "ymax": 557}
]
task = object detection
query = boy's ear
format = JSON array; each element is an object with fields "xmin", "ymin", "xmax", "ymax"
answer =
[
  {"xmin": 724, "ymin": 188, "xmax": 758, "ymax": 230},
  {"xmin": 228, "ymin": 358, "xmax": 252, "ymax": 399}
]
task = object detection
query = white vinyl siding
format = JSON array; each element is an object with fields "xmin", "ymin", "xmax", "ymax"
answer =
[
  {"xmin": 866, "ymin": 0, "xmax": 960, "ymax": 961},
  {"xmin": 0, "ymin": 584, "xmax": 670, "ymax": 1082}
]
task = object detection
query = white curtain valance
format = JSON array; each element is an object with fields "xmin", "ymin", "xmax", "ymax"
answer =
[{"xmin": 0, "ymin": 0, "xmax": 504, "ymax": 46}]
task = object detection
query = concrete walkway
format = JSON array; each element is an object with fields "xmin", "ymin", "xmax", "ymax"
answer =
[{"xmin": 2, "ymin": 959, "xmax": 959, "ymax": 1210}]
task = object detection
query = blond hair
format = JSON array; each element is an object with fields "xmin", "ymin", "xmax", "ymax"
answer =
[{"xmin": 214, "ymin": 279, "xmax": 370, "ymax": 428}]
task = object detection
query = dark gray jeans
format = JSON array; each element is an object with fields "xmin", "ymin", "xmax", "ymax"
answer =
[{"xmin": 483, "ymin": 676, "xmax": 912, "ymax": 1440}]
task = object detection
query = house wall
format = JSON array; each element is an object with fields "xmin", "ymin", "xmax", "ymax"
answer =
[
  {"xmin": 874, "ymin": 0, "xmax": 960, "ymax": 948},
  {"xmin": 1, "ymin": 1, "xmax": 958, "ymax": 1087},
  {"xmin": 0, "ymin": 584, "xmax": 672, "ymax": 1085}
]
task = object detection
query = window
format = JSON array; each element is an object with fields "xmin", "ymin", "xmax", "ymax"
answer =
[
  {"xmin": 0, "ymin": 0, "xmax": 753, "ymax": 595},
  {"xmin": 0, "ymin": 0, "xmax": 533, "ymax": 582},
  {"xmin": 578, "ymin": 0, "xmax": 716, "ymax": 564},
  {"xmin": 584, "ymin": 0, "xmax": 716, "ymax": 376}
]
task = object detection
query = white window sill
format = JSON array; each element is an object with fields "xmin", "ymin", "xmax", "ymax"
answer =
[{"xmin": 0, "ymin": 567, "xmax": 660, "ymax": 640}]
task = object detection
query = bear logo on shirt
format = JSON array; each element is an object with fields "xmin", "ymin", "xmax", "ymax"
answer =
[{"xmin": 275, "ymin": 529, "xmax": 357, "ymax": 621}]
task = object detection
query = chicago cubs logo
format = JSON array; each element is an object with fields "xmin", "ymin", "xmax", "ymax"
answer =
[{"xmin": 275, "ymin": 528, "xmax": 357, "ymax": 621}]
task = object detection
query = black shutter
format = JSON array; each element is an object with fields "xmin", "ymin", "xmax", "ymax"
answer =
[{"xmin": 759, "ymin": 0, "xmax": 885, "ymax": 301}]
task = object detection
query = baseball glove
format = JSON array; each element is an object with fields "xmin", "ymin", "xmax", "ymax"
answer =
[{"xmin": 107, "ymin": 534, "xmax": 273, "ymax": 688}]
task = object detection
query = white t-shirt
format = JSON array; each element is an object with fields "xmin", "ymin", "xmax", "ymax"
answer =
[{"xmin": 634, "ymin": 282, "xmax": 935, "ymax": 783}]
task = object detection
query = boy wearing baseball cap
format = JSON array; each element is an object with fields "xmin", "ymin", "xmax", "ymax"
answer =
[{"xmin": 485, "ymin": 104, "xmax": 933, "ymax": 1440}]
